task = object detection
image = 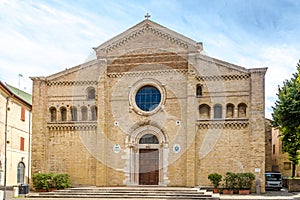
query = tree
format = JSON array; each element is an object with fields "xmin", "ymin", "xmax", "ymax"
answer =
[{"xmin": 272, "ymin": 60, "xmax": 300, "ymax": 177}]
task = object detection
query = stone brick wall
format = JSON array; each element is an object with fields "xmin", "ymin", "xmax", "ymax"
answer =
[{"xmin": 31, "ymin": 19, "xmax": 267, "ymax": 192}]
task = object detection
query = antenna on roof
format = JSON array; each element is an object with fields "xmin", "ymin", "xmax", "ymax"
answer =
[{"xmin": 18, "ymin": 74, "xmax": 23, "ymax": 94}]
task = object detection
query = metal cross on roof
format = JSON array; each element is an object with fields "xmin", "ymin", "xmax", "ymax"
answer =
[{"xmin": 145, "ymin": 13, "xmax": 151, "ymax": 19}]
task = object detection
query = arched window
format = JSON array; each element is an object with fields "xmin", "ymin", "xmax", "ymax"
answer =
[
  {"xmin": 17, "ymin": 162, "xmax": 25, "ymax": 184},
  {"xmin": 238, "ymin": 103, "xmax": 247, "ymax": 118},
  {"xmin": 139, "ymin": 134, "xmax": 159, "ymax": 144},
  {"xmin": 91, "ymin": 106, "xmax": 97, "ymax": 121},
  {"xmin": 60, "ymin": 107, "xmax": 67, "ymax": 121},
  {"xmin": 199, "ymin": 104, "xmax": 210, "ymax": 119},
  {"xmin": 214, "ymin": 104, "xmax": 222, "ymax": 119},
  {"xmin": 87, "ymin": 87, "xmax": 95, "ymax": 100},
  {"xmin": 196, "ymin": 84, "xmax": 202, "ymax": 97},
  {"xmin": 71, "ymin": 107, "xmax": 77, "ymax": 121},
  {"xmin": 226, "ymin": 103, "xmax": 234, "ymax": 118},
  {"xmin": 49, "ymin": 107, "xmax": 57, "ymax": 122},
  {"xmin": 81, "ymin": 106, "xmax": 88, "ymax": 121}
]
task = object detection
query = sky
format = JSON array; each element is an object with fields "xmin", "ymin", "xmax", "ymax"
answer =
[{"xmin": 0, "ymin": 0, "xmax": 300, "ymax": 119}]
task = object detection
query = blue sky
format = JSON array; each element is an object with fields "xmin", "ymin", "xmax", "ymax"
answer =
[{"xmin": 0, "ymin": 0, "xmax": 300, "ymax": 119}]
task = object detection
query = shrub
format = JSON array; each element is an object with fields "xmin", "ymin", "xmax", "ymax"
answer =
[
  {"xmin": 208, "ymin": 173, "xmax": 222, "ymax": 187},
  {"xmin": 237, "ymin": 172, "xmax": 255, "ymax": 189},
  {"xmin": 54, "ymin": 174, "xmax": 71, "ymax": 190},
  {"xmin": 32, "ymin": 173, "xmax": 54, "ymax": 190},
  {"xmin": 32, "ymin": 173, "xmax": 71, "ymax": 191},
  {"xmin": 223, "ymin": 172, "xmax": 238, "ymax": 190}
]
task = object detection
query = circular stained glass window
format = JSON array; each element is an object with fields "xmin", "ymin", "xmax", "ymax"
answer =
[{"xmin": 135, "ymin": 86, "xmax": 161, "ymax": 112}]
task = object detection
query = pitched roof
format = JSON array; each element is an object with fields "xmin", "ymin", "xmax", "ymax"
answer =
[
  {"xmin": 5, "ymin": 83, "xmax": 32, "ymax": 105},
  {"xmin": 94, "ymin": 19, "xmax": 203, "ymax": 53}
]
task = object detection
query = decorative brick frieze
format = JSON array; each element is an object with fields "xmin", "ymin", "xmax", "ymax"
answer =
[
  {"xmin": 196, "ymin": 119, "xmax": 249, "ymax": 129},
  {"xmin": 46, "ymin": 80, "xmax": 98, "ymax": 86},
  {"xmin": 47, "ymin": 122, "xmax": 97, "ymax": 130},
  {"xmin": 108, "ymin": 69, "xmax": 188, "ymax": 78},
  {"xmin": 103, "ymin": 26, "xmax": 189, "ymax": 53},
  {"xmin": 195, "ymin": 74, "xmax": 250, "ymax": 81}
]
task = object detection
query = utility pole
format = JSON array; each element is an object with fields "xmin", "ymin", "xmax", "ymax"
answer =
[{"xmin": 3, "ymin": 97, "xmax": 9, "ymax": 200}]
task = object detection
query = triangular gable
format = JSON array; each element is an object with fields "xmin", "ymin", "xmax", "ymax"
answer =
[{"xmin": 94, "ymin": 19, "xmax": 203, "ymax": 54}]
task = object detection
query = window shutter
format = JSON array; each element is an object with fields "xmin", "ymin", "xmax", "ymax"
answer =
[
  {"xmin": 20, "ymin": 137, "xmax": 25, "ymax": 151},
  {"xmin": 21, "ymin": 107, "xmax": 25, "ymax": 121}
]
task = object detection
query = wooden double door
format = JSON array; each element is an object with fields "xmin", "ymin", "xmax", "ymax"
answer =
[{"xmin": 139, "ymin": 149, "xmax": 159, "ymax": 185}]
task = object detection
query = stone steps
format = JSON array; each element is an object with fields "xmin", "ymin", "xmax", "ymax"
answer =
[{"xmin": 29, "ymin": 187, "xmax": 220, "ymax": 199}]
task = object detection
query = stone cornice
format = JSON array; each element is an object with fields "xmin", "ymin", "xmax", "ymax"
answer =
[
  {"xmin": 108, "ymin": 69, "xmax": 188, "ymax": 78},
  {"xmin": 196, "ymin": 119, "xmax": 249, "ymax": 129},
  {"xmin": 195, "ymin": 74, "xmax": 250, "ymax": 82},
  {"xmin": 95, "ymin": 19, "xmax": 202, "ymax": 54},
  {"xmin": 47, "ymin": 122, "xmax": 97, "ymax": 130},
  {"xmin": 46, "ymin": 80, "xmax": 98, "ymax": 86}
]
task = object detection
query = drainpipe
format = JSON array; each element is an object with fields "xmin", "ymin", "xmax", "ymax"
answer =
[{"xmin": 3, "ymin": 97, "xmax": 9, "ymax": 200}]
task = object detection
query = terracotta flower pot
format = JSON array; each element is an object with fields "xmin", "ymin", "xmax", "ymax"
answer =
[
  {"xmin": 238, "ymin": 189, "xmax": 250, "ymax": 195},
  {"xmin": 222, "ymin": 189, "xmax": 233, "ymax": 194}
]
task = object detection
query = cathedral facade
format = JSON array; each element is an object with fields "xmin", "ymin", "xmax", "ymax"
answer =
[{"xmin": 31, "ymin": 19, "xmax": 267, "ymax": 190}]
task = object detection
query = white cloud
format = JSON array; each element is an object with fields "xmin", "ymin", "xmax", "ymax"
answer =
[{"xmin": 0, "ymin": 0, "xmax": 299, "ymax": 120}]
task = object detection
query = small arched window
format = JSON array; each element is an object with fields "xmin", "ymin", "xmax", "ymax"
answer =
[
  {"xmin": 87, "ymin": 87, "xmax": 95, "ymax": 100},
  {"xmin": 226, "ymin": 103, "xmax": 234, "ymax": 118},
  {"xmin": 196, "ymin": 84, "xmax": 202, "ymax": 97},
  {"xmin": 81, "ymin": 106, "xmax": 88, "ymax": 121},
  {"xmin": 199, "ymin": 104, "xmax": 210, "ymax": 119},
  {"xmin": 238, "ymin": 103, "xmax": 247, "ymax": 118},
  {"xmin": 91, "ymin": 106, "xmax": 97, "ymax": 121},
  {"xmin": 139, "ymin": 134, "xmax": 159, "ymax": 144},
  {"xmin": 71, "ymin": 107, "xmax": 77, "ymax": 121},
  {"xmin": 17, "ymin": 162, "xmax": 25, "ymax": 184},
  {"xmin": 49, "ymin": 107, "xmax": 57, "ymax": 122},
  {"xmin": 214, "ymin": 104, "xmax": 222, "ymax": 119},
  {"xmin": 60, "ymin": 107, "xmax": 67, "ymax": 121}
]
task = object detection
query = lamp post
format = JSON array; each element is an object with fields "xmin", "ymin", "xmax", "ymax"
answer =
[{"xmin": 3, "ymin": 97, "xmax": 9, "ymax": 200}]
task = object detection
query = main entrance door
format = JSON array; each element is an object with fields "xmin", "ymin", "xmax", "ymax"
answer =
[{"xmin": 139, "ymin": 149, "xmax": 159, "ymax": 185}]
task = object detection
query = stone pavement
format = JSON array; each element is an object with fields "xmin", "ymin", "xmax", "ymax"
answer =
[{"xmin": 3, "ymin": 188, "xmax": 300, "ymax": 200}]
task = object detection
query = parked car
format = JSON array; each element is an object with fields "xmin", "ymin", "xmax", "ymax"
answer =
[{"xmin": 265, "ymin": 172, "xmax": 282, "ymax": 190}]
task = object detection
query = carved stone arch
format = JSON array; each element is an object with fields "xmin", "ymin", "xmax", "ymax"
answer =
[
  {"xmin": 125, "ymin": 124, "xmax": 169, "ymax": 186},
  {"xmin": 129, "ymin": 125, "xmax": 168, "ymax": 146}
]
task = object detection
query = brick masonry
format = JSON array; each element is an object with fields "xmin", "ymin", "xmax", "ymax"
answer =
[{"xmin": 31, "ymin": 19, "xmax": 267, "ymax": 192}]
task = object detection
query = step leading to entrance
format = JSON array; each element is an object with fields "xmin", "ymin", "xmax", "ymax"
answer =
[{"xmin": 29, "ymin": 187, "xmax": 220, "ymax": 199}]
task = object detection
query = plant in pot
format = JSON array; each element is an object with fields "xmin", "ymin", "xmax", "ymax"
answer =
[
  {"xmin": 237, "ymin": 172, "xmax": 255, "ymax": 195},
  {"xmin": 208, "ymin": 173, "xmax": 222, "ymax": 193},
  {"xmin": 223, "ymin": 172, "xmax": 237, "ymax": 194}
]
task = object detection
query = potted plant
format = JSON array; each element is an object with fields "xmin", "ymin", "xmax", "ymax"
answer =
[
  {"xmin": 208, "ymin": 173, "xmax": 222, "ymax": 193},
  {"xmin": 237, "ymin": 172, "xmax": 255, "ymax": 195},
  {"xmin": 222, "ymin": 172, "xmax": 237, "ymax": 194}
]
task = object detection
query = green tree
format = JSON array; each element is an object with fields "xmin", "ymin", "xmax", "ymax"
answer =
[{"xmin": 272, "ymin": 60, "xmax": 300, "ymax": 177}]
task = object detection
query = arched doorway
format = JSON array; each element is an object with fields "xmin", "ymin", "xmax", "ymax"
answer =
[
  {"xmin": 17, "ymin": 162, "xmax": 25, "ymax": 184},
  {"xmin": 139, "ymin": 134, "xmax": 159, "ymax": 185},
  {"xmin": 126, "ymin": 125, "xmax": 169, "ymax": 186}
]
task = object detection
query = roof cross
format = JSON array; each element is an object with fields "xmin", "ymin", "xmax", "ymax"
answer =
[{"xmin": 145, "ymin": 13, "xmax": 151, "ymax": 19}]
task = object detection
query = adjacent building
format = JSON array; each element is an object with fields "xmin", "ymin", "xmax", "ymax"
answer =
[
  {"xmin": 0, "ymin": 82, "xmax": 32, "ymax": 186},
  {"xmin": 270, "ymin": 127, "xmax": 296, "ymax": 177},
  {"xmin": 31, "ymin": 19, "xmax": 267, "ymax": 192}
]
